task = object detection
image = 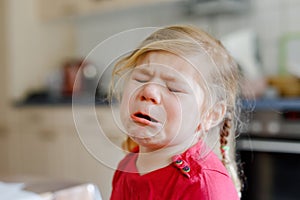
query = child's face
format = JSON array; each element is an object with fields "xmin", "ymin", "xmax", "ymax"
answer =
[{"xmin": 120, "ymin": 51, "xmax": 207, "ymax": 152}]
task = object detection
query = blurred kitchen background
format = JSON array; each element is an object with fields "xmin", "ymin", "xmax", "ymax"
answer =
[{"xmin": 0, "ymin": 0, "xmax": 300, "ymax": 199}]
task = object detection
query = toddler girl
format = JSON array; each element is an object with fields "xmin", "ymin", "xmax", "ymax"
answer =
[{"xmin": 110, "ymin": 25, "xmax": 242, "ymax": 200}]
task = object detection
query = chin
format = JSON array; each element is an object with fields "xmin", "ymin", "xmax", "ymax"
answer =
[
  {"xmin": 132, "ymin": 135, "xmax": 164, "ymax": 148},
  {"xmin": 138, "ymin": 136, "xmax": 171, "ymax": 150},
  {"xmin": 126, "ymin": 127, "xmax": 155, "ymax": 140}
]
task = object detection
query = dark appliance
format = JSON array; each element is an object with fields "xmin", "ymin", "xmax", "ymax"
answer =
[{"xmin": 237, "ymin": 99, "xmax": 300, "ymax": 200}]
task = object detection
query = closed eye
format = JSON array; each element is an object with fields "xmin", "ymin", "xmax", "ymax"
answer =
[
  {"xmin": 167, "ymin": 83, "xmax": 185, "ymax": 93},
  {"xmin": 134, "ymin": 78, "xmax": 148, "ymax": 83},
  {"xmin": 168, "ymin": 87, "xmax": 181, "ymax": 93},
  {"xmin": 131, "ymin": 70, "xmax": 151, "ymax": 83}
]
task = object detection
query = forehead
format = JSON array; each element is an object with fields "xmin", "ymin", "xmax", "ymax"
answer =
[{"xmin": 136, "ymin": 51, "xmax": 211, "ymax": 80}]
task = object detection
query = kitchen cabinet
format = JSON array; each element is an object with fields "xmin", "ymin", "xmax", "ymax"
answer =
[
  {"xmin": 0, "ymin": 0, "xmax": 11, "ymax": 175},
  {"xmin": 6, "ymin": 106, "xmax": 125, "ymax": 200},
  {"xmin": 39, "ymin": 0, "xmax": 177, "ymax": 21},
  {"xmin": 0, "ymin": 109, "xmax": 22, "ymax": 175},
  {"xmin": 16, "ymin": 108, "xmax": 65, "ymax": 177},
  {"xmin": 0, "ymin": 123, "xmax": 10, "ymax": 173}
]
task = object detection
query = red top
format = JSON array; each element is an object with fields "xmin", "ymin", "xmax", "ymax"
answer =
[{"xmin": 110, "ymin": 141, "xmax": 239, "ymax": 200}]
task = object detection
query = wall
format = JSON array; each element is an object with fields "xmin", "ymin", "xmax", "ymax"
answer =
[
  {"xmin": 74, "ymin": 2, "xmax": 216, "ymax": 92},
  {"xmin": 6, "ymin": 0, "xmax": 299, "ymax": 100},
  {"xmin": 0, "ymin": 0, "xmax": 8, "ymax": 123},
  {"xmin": 74, "ymin": 0, "xmax": 300, "ymax": 76},
  {"xmin": 214, "ymin": 0, "xmax": 300, "ymax": 75},
  {"xmin": 5, "ymin": 0, "xmax": 75, "ymax": 100},
  {"xmin": 74, "ymin": 2, "xmax": 211, "ymax": 59}
]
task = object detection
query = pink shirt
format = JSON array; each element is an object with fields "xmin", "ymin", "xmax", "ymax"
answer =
[{"xmin": 110, "ymin": 142, "xmax": 239, "ymax": 200}]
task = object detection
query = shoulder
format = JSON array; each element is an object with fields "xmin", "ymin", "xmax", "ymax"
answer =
[
  {"xmin": 112, "ymin": 152, "xmax": 137, "ymax": 186},
  {"xmin": 189, "ymin": 152, "xmax": 239, "ymax": 200},
  {"xmin": 116, "ymin": 152, "xmax": 137, "ymax": 172},
  {"xmin": 172, "ymin": 145, "xmax": 239, "ymax": 199}
]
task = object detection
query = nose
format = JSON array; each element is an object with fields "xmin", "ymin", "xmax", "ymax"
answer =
[{"xmin": 139, "ymin": 84, "xmax": 161, "ymax": 104}]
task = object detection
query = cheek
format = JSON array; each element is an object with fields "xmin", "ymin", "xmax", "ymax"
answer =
[
  {"xmin": 120, "ymin": 82, "xmax": 143, "ymax": 123},
  {"xmin": 191, "ymin": 86, "xmax": 205, "ymax": 120},
  {"xmin": 165, "ymin": 95, "xmax": 181, "ymax": 119},
  {"xmin": 120, "ymin": 85, "xmax": 134, "ymax": 121},
  {"xmin": 163, "ymin": 95, "xmax": 185, "ymax": 134},
  {"xmin": 172, "ymin": 95, "xmax": 201, "ymax": 131}
]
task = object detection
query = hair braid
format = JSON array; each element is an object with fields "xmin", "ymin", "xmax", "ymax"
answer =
[
  {"xmin": 220, "ymin": 110, "xmax": 242, "ymax": 197},
  {"xmin": 220, "ymin": 115, "xmax": 231, "ymax": 165}
]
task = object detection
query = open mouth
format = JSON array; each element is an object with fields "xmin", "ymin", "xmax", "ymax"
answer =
[{"xmin": 131, "ymin": 112, "xmax": 159, "ymax": 124}]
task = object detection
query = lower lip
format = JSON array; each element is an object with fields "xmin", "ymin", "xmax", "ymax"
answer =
[{"xmin": 131, "ymin": 114, "xmax": 154, "ymax": 126}]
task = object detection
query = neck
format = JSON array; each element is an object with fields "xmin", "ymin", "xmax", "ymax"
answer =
[{"xmin": 136, "ymin": 135, "xmax": 199, "ymax": 175}]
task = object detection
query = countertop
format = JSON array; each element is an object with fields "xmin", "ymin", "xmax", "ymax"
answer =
[
  {"xmin": 242, "ymin": 97, "xmax": 300, "ymax": 111},
  {"xmin": 14, "ymin": 93, "xmax": 110, "ymax": 107},
  {"xmin": 0, "ymin": 174, "xmax": 102, "ymax": 200},
  {"xmin": 16, "ymin": 94, "xmax": 300, "ymax": 111}
]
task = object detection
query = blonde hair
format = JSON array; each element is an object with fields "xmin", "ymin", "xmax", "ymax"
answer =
[{"xmin": 111, "ymin": 25, "xmax": 242, "ymax": 195}]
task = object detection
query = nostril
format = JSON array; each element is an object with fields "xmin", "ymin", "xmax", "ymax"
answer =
[
  {"xmin": 139, "ymin": 85, "xmax": 161, "ymax": 104},
  {"xmin": 140, "ymin": 96, "xmax": 146, "ymax": 101},
  {"xmin": 140, "ymin": 95, "xmax": 158, "ymax": 104}
]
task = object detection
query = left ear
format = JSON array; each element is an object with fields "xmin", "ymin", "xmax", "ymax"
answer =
[{"xmin": 204, "ymin": 101, "xmax": 227, "ymax": 131}]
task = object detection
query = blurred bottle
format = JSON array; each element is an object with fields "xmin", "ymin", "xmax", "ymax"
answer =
[{"xmin": 62, "ymin": 59, "xmax": 83, "ymax": 96}]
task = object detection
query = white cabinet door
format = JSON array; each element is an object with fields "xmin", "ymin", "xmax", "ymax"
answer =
[
  {"xmin": 17, "ymin": 108, "xmax": 65, "ymax": 177},
  {"xmin": 63, "ymin": 106, "xmax": 125, "ymax": 200},
  {"xmin": 9, "ymin": 106, "xmax": 125, "ymax": 200},
  {"xmin": 0, "ymin": 123, "xmax": 10, "ymax": 173}
]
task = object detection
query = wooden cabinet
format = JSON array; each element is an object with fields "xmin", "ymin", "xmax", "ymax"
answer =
[
  {"xmin": 6, "ymin": 106, "xmax": 125, "ymax": 200},
  {"xmin": 0, "ymin": 110, "xmax": 22, "ymax": 175},
  {"xmin": 39, "ymin": 0, "xmax": 176, "ymax": 21},
  {"xmin": 0, "ymin": 0, "xmax": 11, "ymax": 175},
  {"xmin": 17, "ymin": 108, "xmax": 65, "ymax": 177},
  {"xmin": 0, "ymin": 123, "xmax": 10, "ymax": 173}
]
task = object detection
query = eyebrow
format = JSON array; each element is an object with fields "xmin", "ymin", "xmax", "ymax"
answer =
[
  {"xmin": 160, "ymin": 74, "xmax": 179, "ymax": 82},
  {"xmin": 135, "ymin": 65, "xmax": 185, "ymax": 83},
  {"xmin": 134, "ymin": 67, "xmax": 154, "ymax": 76}
]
